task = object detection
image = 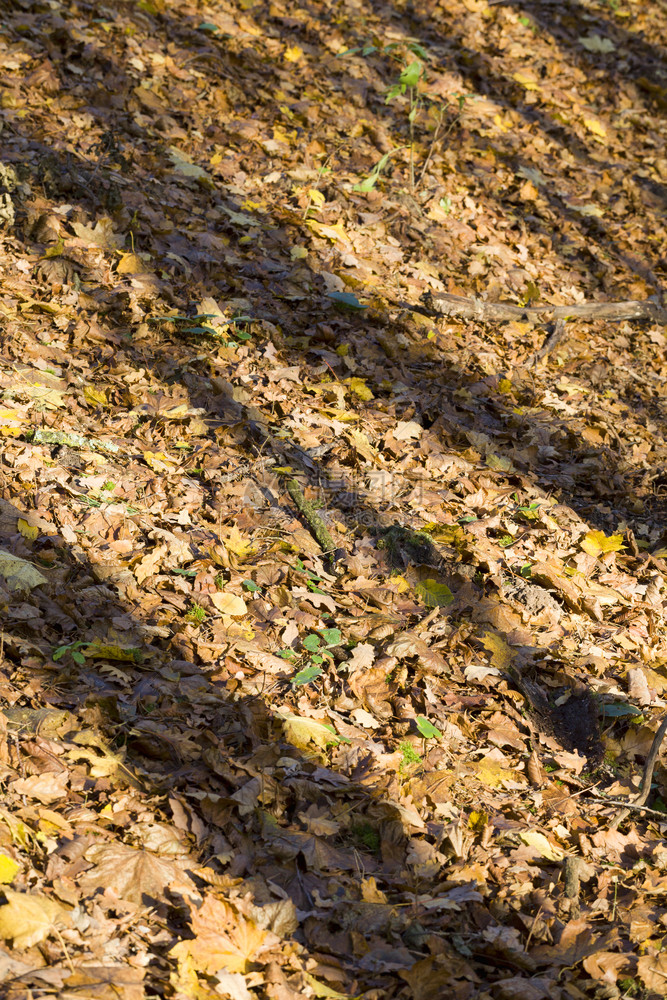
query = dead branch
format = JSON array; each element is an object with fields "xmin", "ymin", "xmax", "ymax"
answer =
[{"xmin": 409, "ymin": 292, "xmax": 667, "ymax": 325}]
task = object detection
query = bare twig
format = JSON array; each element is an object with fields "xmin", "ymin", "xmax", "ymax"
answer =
[{"xmin": 592, "ymin": 715, "xmax": 667, "ymax": 827}]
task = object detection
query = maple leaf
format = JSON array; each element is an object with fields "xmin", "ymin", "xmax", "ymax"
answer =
[
  {"xmin": 79, "ymin": 842, "xmax": 196, "ymax": 905},
  {"xmin": 171, "ymin": 896, "xmax": 274, "ymax": 975}
]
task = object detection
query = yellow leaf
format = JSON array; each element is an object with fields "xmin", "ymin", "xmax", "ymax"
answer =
[
  {"xmin": 474, "ymin": 758, "xmax": 520, "ymax": 789},
  {"xmin": 83, "ymin": 385, "xmax": 110, "ymax": 407},
  {"xmin": 281, "ymin": 714, "xmax": 339, "ymax": 750},
  {"xmin": 116, "ymin": 252, "xmax": 147, "ymax": 274},
  {"xmin": 0, "ymin": 854, "xmax": 20, "ymax": 884},
  {"xmin": 306, "ymin": 219, "xmax": 351, "ymax": 247},
  {"xmin": 468, "ymin": 811, "xmax": 488, "ymax": 832},
  {"xmin": 580, "ymin": 530, "xmax": 625, "ymax": 557},
  {"xmin": 170, "ymin": 896, "xmax": 269, "ymax": 975},
  {"xmin": 284, "ymin": 45, "xmax": 303, "ymax": 63},
  {"xmin": 0, "ymin": 889, "xmax": 68, "ymax": 948},
  {"xmin": 308, "ymin": 189, "xmax": 325, "ymax": 210},
  {"xmin": 209, "ymin": 592, "xmax": 248, "ymax": 616},
  {"xmin": 222, "ymin": 525, "xmax": 257, "ymax": 560},
  {"xmin": 17, "ymin": 518, "xmax": 39, "ymax": 541},
  {"xmin": 584, "ymin": 117, "xmax": 606, "ymax": 138},
  {"xmin": 290, "ymin": 246, "xmax": 308, "ymax": 260},
  {"xmin": 346, "ymin": 428, "xmax": 381, "ymax": 464},
  {"xmin": 84, "ymin": 642, "xmax": 143, "ymax": 663},
  {"xmin": 415, "ymin": 578, "xmax": 454, "ymax": 607},
  {"xmin": 480, "ymin": 631, "xmax": 513, "ymax": 670},
  {"xmin": 513, "ymin": 72, "xmax": 541, "ymax": 91},
  {"xmin": 345, "ymin": 377, "xmax": 374, "ymax": 401},
  {"xmin": 519, "ymin": 830, "xmax": 565, "ymax": 861},
  {"xmin": 143, "ymin": 450, "xmax": 179, "ymax": 473},
  {"xmin": 304, "ymin": 974, "xmax": 355, "ymax": 999}
]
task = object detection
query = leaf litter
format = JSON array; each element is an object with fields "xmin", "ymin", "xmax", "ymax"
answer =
[{"xmin": 0, "ymin": 0, "xmax": 667, "ymax": 997}]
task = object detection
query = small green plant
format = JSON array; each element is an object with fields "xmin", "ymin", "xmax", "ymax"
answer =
[
  {"xmin": 340, "ymin": 39, "xmax": 466, "ymax": 194},
  {"xmin": 184, "ymin": 602, "xmax": 206, "ymax": 626},
  {"xmin": 416, "ymin": 716, "xmax": 442, "ymax": 740},
  {"xmin": 292, "ymin": 628, "xmax": 342, "ymax": 687},
  {"xmin": 351, "ymin": 820, "xmax": 381, "ymax": 854},
  {"xmin": 53, "ymin": 640, "xmax": 90, "ymax": 665},
  {"xmin": 399, "ymin": 741, "xmax": 422, "ymax": 772}
]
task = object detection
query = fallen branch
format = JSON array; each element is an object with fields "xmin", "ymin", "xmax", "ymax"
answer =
[
  {"xmin": 409, "ymin": 292, "xmax": 667, "ymax": 325},
  {"xmin": 285, "ymin": 476, "xmax": 337, "ymax": 560}
]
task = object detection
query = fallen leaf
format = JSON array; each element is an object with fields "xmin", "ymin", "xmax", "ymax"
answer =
[{"xmin": 0, "ymin": 889, "xmax": 69, "ymax": 948}]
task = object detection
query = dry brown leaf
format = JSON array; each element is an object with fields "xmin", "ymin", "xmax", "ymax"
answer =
[{"xmin": 79, "ymin": 842, "xmax": 196, "ymax": 905}]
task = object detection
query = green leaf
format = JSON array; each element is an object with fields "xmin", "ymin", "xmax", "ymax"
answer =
[
  {"xmin": 601, "ymin": 702, "xmax": 643, "ymax": 718},
  {"xmin": 319, "ymin": 628, "xmax": 342, "ymax": 646},
  {"xmin": 353, "ymin": 174, "xmax": 379, "ymax": 193},
  {"xmin": 416, "ymin": 715, "xmax": 442, "ymax": 740},
  {"xmin": 275, "ymin": 648, "xmax": 296, "ymax": 660},
  {"xmin": 292, "ymin": 665, "xmax": 323, "ymax": 686},
  {"xmin": 303, "ymin": 634, "xmax": 322, "ymax": 652},
  {"xmin": 415, "ymin": 579, "xmax": 454, "ymax": 608},
  {"xmin": 385, "ymin": 83, "xmax": 404, "ymax": 103},
  {"xmin": 328, "ymin": 291, "xmax": 367, "ymax": 310},
  {"xmin": 407, "ymin": 41, "xmax": 430, "ymax": 60},
  {"xmin": 400, "ymin": 60, "xmax": 422, "ymax": 88}
]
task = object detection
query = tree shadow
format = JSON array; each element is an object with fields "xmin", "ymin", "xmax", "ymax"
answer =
[{"xmin": 0, "ymin": 0, "xmax": 665, "ymax": 992}]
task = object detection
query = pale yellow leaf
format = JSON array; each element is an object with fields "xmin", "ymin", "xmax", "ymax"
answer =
[
  {"xmin": 480, "ymin": 631, "xmax": 513, "ymax": 670},
  {"xmin": 519, "ymin": 830, "xmax": 565, "ymax": 861},
  {"xmin": 281, "ymin": 714, "xmax": 340, "ymax": 749},
  {"xmin": 222, "ymin": 525, "xmax": 257, "ymax": 559},
  {"xmin": 583, "ymin": 118, "xmax": 606, "ymax": 138},
  {"xmin": 284, "ymin": 45, "xmax": 303, "ymax": 62},
  {"xmin": 306, "ymin": 219, "xmax": 351, "ymax": 247},
  {"xmin": 345, "ymin": 377, "xmax": 374, "ymax": 401},
  {"xmin": 116, "ymin": 252, "xmax": 147, "ymax": 275},
  {"xmin": 473, "ymin": 758, "xmax": 521, "ymax": 789},
  {"xmin": 0, "ymin": 550, "xmax": 47, "ymax": 592},
  {"xmin": 83, "ymin": 385, "xmax": 110, "ymax": 406},
  {"xmin": 210, "ymin": 592, "xmax": 248, "ymax": 616},
  {"xmin": 17, "ymin": 518, "xmax": 39, "ymax": 541},
  {"xmin": 513, "ymin": 72, "xmax": 540, "ymax": 91},
  {"xmin": 143, "ymin": 450, "xmax": 179, "ymax": 472},
  {"xmin": 0, "ymin": 889, "xmax": 68, "ymax": 948}
]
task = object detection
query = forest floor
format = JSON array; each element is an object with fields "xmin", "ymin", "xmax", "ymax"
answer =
[{"xmin": 1, "ymin": 0, "xmax": 667, "ymax": 997}]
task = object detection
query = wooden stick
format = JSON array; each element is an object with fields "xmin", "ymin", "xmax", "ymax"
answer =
[
  {"xmin": 408, "ymin": 292, "xmax": 666, "ymax": 325},
  {"xmin": 593, "ymin": 715, "xmax": 667, "ymax": 828}
]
